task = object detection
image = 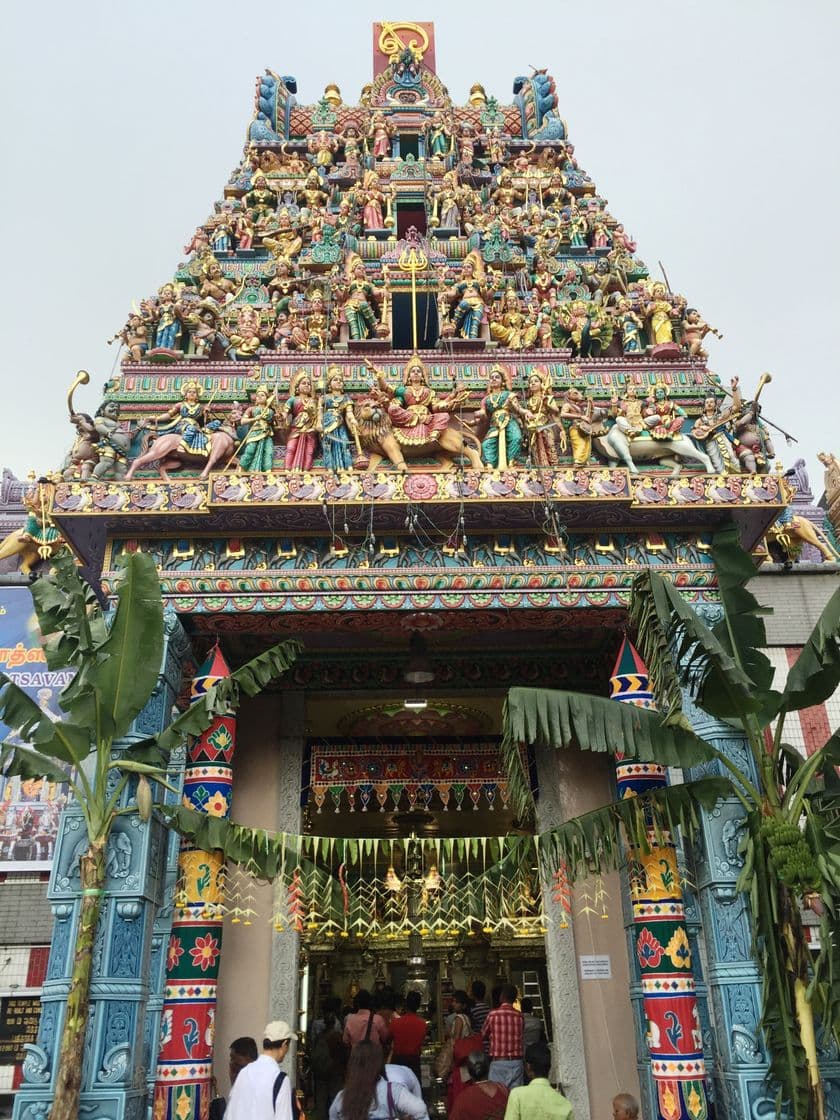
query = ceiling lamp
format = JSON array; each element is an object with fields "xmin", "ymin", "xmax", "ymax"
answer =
[{"xmin": 404, "ymin": 632, "xmax": 434, "ymax": 685}]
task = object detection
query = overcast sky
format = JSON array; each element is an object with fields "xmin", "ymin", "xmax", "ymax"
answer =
[{"xmin": 2, "ymin": 0, "xmax": 838, "ymax": 496}]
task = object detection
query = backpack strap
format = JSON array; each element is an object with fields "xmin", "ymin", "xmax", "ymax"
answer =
[
  {"xmin": 273, "ymin": 1070, "xmax": 287, "ymax": 1108},
  {"xmin": 363, "ymin": 1009, "xmax": 375, "ymax": 1041},
  {"xmin": 386, "ymin": 1079, "xmax": 396, "ymax": 1120}
]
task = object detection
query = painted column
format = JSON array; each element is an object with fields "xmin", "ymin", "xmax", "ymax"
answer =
[
  {"xmin": 610, "ymin": 639, "xmax": 707, "ymax": 1120},
  {"xmin": 534, "ymin": 742, "xmax": 591, "ymax": 1120},
  {"xmin": 269, "ymin": 692, "xmax": 305, "ymax": 1072},
  {"xmin": 13, "ymin": 611, "xmax": 190, "ymax": 1120},
  {"xmin": 154, "ymin": 645, "xmax": 236, "ymax": 1120}
]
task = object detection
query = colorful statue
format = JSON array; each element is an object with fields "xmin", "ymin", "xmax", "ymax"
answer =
[
  {"xmin": 691, "ymin": 397, "xmax": 740, "ymax": 473},
  {"xmin": 446, "ymin": 252, "xmax": 486, "ymax": 340},
  {"xmin": 236, "ymin": 387, "xmax": 276, "ymax": 472},
  {"xmin": 340, "ymin": 125, "xmax": 362, "ymax": 169},
  {"xmin": 560, "ymin": 386, "xmax": 608, "ymax": 466},
  {"xmin": 92, "ymin": 400, "xmax": 130, "ymax": 480},
  {"xmin": 307, "ymin": 129, "xmax": 338, "ymax": 173},
  {"xmin": 262, "ymin": 209, "xmax": 303, "ymax": 259},
  {"xmin": 113, "ymin": 313, "xmax": 149, "ymax": 363},
  {"xmin": 643, "ymin": 381, "xmax": 686, "ymax": 440},
  {"xmin": 341, "ymin": 255, "xmax": 380, "ymax": 341},
  {"xmin": 62, "ymin": 412, "xmax": 100, "ymax": 481},
  {"xmin": 199, "ymin": 256, "xmax": 238, "ymax": 304},
  {"xmin": 0, "ymin": 484, "xmax": 62, "ymax": 575},
  {"xmin": 363, "ymin": 354, "xmax": 481, "ymax": 470},
  {"xmin": 183, "ymin": 302, "xmax": 223, "ymax": 358},
  {"xmin": 681, "ymin": 307, "xmax": 722, "ymax": 360},
  {"xmin": 728, "ymin": 376, "xmax": 775, "ymax": 473},
  {"xmin": 478, "ymin": 364, "xmax": 524, "ymax": 469},
  {"xmin": 523, "ymin": 368, "xmax": 564, "ymax": 466},
  {"xmin": 153, "ymin": 283, "xmax": 183, "ymax": 350},
  {"xmin": 645, "ymin": 281, "xmax": 676, "ymax": 346},
  {"xmin": 818, "ymin": 451, "xmax": 840, "ymax": 538},
  {"xmin": 320, "ymin": 367, "xmax": 359, "ymax": 471},
  {"xmin": 359, "ymin": 170, "xmax": 387, "ymax": 231},
  {"xmin": 369, "ymin": 112, "xmax": 392, "ymax": 159},
  {"xmin": 226, "ymin": 305, "xmax": 266, "ymax": 359},
  {"xmin": 615, "ymin": 297, "xmax": 644, "ymax": 354},
  {"xmin": 147, "ymin": 381, "xmax": 208, "ymax": 455},
  {"xmin": 554, "ymin": 299, "xmax": 609, "ymax": 357},
  {"xmin": 281, "ymin": 369, "xmax": 320, "ymax": 470},
  {"xmin": 428, "ymin": 112, "xmax": 453, "ymax": 160},
  {"xmin": 267, "ymin": 258, "xmax": 302, "ymax": 310},
  {"xmin": 245, "ymin": 173, "xmax": 278, "ymax": 222},
  {"xmin": 489, "ymin": 288, "xmax": 539, "ymax": 350}
]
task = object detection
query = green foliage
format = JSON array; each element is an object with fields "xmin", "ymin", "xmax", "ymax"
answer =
[{"xmin": 501, "ymin": 685, "xmax": 716, "ymax": 822}]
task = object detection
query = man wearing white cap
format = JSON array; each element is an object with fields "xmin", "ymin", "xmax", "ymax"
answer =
[{"xmin": 226, "ymin": 1019, "xmax": 297, "ymax": 1120}]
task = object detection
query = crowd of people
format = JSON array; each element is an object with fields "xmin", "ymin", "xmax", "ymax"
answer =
[{"xmin": 212, "ymin": 984, "xmax": 641, "ymax": 1120}]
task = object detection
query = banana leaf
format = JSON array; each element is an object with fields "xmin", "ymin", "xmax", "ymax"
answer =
[
  {"xmin": 633, "ymin": 567, "xmax": 779, "ymax": 723},
  {"xmin": 781, "ymin": 584, "xmax": 840, "ymax": 712},
  {"xmin": 535, "ymin": 777, "xmax": 730, "ymax": 881},
  {"xmin": 130, "ymin": 640, "xmax": 302, "ymax": 763},
  {"xmin": 709, "ymin": 525, "xmax": 775, "ymax": 694},
  {"xmin": 746, "ymin": 815, "xmax": 812, "ymax": 1120},
  {"xmin": 502, "ymin": 686, "xmax": 717, "ymax": 822},
  {"xmin": 67, "ymin": 554, "xmax": 165, "ymax": 741}
]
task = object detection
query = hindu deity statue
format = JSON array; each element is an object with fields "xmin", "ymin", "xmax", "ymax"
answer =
[
  {"xmin": 115, "ymin": 313, "xmax": 149, "ymax": 363},
  {"xmin": 492, "ymin": 169, "xmax": 522, "ymax": 212},
  {"xmin": 340, "ymin": 125, "xmax": 362, "ymax": 169},
  {"xmin": 727, "ymin": 376, "xmax": 775, "ymax": 473},
  {"xmin": 445, "ymin": 253, "xmax": 487, "ymax": 340},
  {"xmin": 366, "ymin": 354, "xmax": 464, "ymax": 451},
  {"xmin": 307, "ymin": 130, "xmax": 338, "ymax": 173},
  {"xmin": 433, "ymin": 170, "xmax": 462, "ymax": 231},
  {"xmin": 531, "ymin": 267, "xmax": 558, "ymax": 308},
  {"xmin": 643, "ymin": 382, "xmax": 686, "ymax": 440},
  {"xmin": 236, "ymin": 387, "xmax": 276, "ymax": 472},
  {"xmin": 226, "ymin": 305, "xmax": 266, "ymax": 359},
  {"xmin": 199, "ymin": 255, "xmax": 238, "ymax": 304},
  {"xmin": 151, "ymin": 381, "xmax": 210, "ymax": 455},
  {"xmin": 357, "ymin": 170, "xmax": 387, "ymax": 231},
  {"xmin": 691, "ymin": 396, "xmax": 740, "ymax": 473},
  {"xmin": 153, "ymin": 283, "xmax": 183, "ymax": 350},
  {"xmin": 478, "ymin": 365, "xmax": 525, "ymax": 469},
  {"xmin": 489, "ymin": 288, "xmax": 539, "ymax": 350},
  {"xmin": 298, "ymin": 168, "xmax": 330, "ymax": 212},
  {"xmin": 645, "ymin": 281, "xmax": 677, "ymax": 346},
  {"xmin": 210, "ymin": 212, "xmax": 234, "ymax": 254},
  {"xmin": 245, "ymin": 173, "xmax": 278, "ymax": 223},
  {"xmin": 427, "ymin": 112, "xmax": 453, "ymax": 160},
  {"xmin": 340, "ymin": 255, "xmax": 380, "ymax": 341},
  {"xmin": 301, "ymin": 289, "xmax": 333, "ymax": 351},
  {"xmin": 523, "ymin": 369, "xmax": 564, "ymax": 466},
  {"xmin": 553, "ymin": 299, "xmax": 609, "ymax": 357},
  {"xmin": 566, "ymin": 208, "xmax": 588, "ymax": 250},
  {"xmin": 610, "ymin": 386, "xmax": 649, "ymax": 439},
  {"xmin": 615, "ymin": 297, "xmax": 644, "ymax": 354},
  {"xmin": 369, "ymin": 112, "xmax": 392, "ymax": 159},
  {"xmin": 262, "ymin": 209, "xmax": 303, "ymax": 259},
  {"xmin": 281, "ymin": 370, "xmax": 320, "ymax": 470},
  {"xmin": 182, "ymin": 302, "xmax": 222, "ymax": 358},
  {"xmin": 320, "ymin": 367, "xmax": 359, "ymax": 471},
  {"xmin": 234, "ymin": 206, "xmax": 254, "ymax": 251},
  {"xmin": 267, "ymin": 258, "xmax": 302, "ymax": 310},
  {"xmin": 681, "ymin": 308, "xmax": 722, "ymax": 360},
  {"xmin": 560, "ymin": 386, "xmax": 608, "ymax": 466}
]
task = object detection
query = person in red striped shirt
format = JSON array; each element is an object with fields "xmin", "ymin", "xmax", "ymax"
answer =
[{"xmin": 481, "ymin": 984, "xmax": 524, "ymax": 1089}]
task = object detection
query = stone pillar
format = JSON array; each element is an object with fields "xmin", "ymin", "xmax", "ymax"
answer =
[
  {"xmin": 534, "ymin": 743, "xmax": 590, "ymax": 1120},
  {"xmin": 14, "ymin": 611, "xmax": 190, "ymax": 1120},
  {"xmin": 269, "ymin": 692, "xmax": 306, "ymax": 1072}
]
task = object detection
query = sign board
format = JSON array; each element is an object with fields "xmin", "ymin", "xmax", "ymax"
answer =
[
  {"xmin": 0, "ymin": 996, "xmax": 41, "ymax": 1064},
  {"xmin": 0, "ymin": 588, "xmax": 72, "ymax": 871},
  {"xmin": 579, "ymin": 954, "xmax": 612, "ymax": 980}
]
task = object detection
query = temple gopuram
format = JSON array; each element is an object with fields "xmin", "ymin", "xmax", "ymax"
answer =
[{"xmin": 6, "ymin": 21, "xmax": 840, "ymax": 1120}]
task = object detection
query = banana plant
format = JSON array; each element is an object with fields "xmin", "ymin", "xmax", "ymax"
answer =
[
  {"xmin": 500, "ymin": 525, "xmax": 840, "ymax": 1120},
  {"xmin": 0, "ymin": 550, "xmax": 300, "ymax": 1120}
]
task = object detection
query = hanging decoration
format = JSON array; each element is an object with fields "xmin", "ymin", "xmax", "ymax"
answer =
[
  {"xmin": 307, "ymin": 739, "xmax": 508, "ymax": 813},
  {"xmin": 610, "ymin": 639, "xmax": 707, "ymax": 1120},
  {"xmin": 153, "ymin": 645, "xmax": 236, "ymax": 1120}
]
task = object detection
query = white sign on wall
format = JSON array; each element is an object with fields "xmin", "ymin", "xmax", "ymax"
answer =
[{"xmin": 579, "ymin": 954, "xmax": 612, "ymax": 980}]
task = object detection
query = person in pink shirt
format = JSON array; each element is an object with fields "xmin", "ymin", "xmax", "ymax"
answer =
[{"xmin": 343, "ymin": 990, "xmax": 392, "ymax": 1051}]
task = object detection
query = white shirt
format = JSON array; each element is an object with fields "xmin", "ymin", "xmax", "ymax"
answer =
[
  {"xmin": 330, "ymin": 1076, "xmax": 428, "ymax": 1120},
  {"xmin": 227, "ymin": 1053, "xmax": 293, "ymax": 1120},
  {"xmin": 385, "ymin": 1063, "xmax": 423, "ymax": 1098}
]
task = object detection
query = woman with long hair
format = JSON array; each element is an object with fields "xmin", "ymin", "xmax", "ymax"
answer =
[{"xmin": 329, "ymin": 1041, "xmax": 428, "ymax": 1120}]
